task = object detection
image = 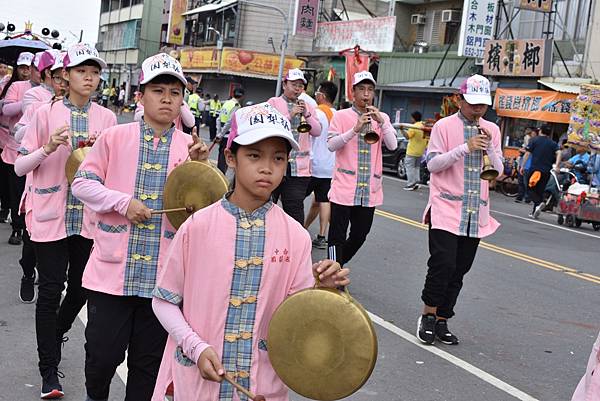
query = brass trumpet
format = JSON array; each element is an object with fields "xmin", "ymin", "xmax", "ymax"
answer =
[
  {"xmin": 296, "ymin": 101, "xmax": 312, "ymax": 133},
  {"xmin": 475, "ymin": 123, "xmax": 499, "ymax": 181}
]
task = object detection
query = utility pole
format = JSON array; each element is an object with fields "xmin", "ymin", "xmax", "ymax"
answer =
[{"xmin": 388, "ymin": 0, "xmax": 396, "ymax": 17}]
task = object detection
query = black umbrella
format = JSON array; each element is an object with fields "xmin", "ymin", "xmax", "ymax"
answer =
[{"xmin": 0, "ymin": 38, "xmax": 50, "ymax": 65}]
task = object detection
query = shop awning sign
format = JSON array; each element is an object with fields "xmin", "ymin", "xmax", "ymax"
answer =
[
  {"xmin": 494, "ymin": 88, "xmax": 576, "ymax": 124},
  {"xmin": 458, "ymin": 0, "xmax": 498, "ymax": 59},
  {"xmin": 483, "ymin": 39, "xmax": 552, "ymax": 77},
  {"xmin": 293, "ymin": 0, "xmax": 319, "ymax": 37},
  {"xmin": 519, "ymin": 0, "xmax": 553, "ymax": 12}
]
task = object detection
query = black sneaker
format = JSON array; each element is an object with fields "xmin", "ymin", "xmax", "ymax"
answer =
[
  {"xmin": 8, "ymin": 229, "xmax": 22, "ymax": 245},
  {"xmin": 40, "ymin": 368, "xmax": 64, "ymax": 399},
  {"xmin": 403, "ymin": 184, "xmax": 417, "ymax": 191},
  {"xmin": 417, "ymin": 314, "xmax": 436, "ymax": 344},
  {"xmin": 435, "ymin": 320, "xmax": 460, "ymax": 345},
  {"xmin": 0, "ymin": 209, "xmax": 9, "ymax": 223},
  {"xmin": 514, "ymin": 198, "xmax": 522, "ymax": 203},
  {"xmin": 19, "ymin": 273, "xmax": 37, "ymax": 303},
  {"xmin": 312, "ymin": 235, "xmax": 327, "ymax": 249}
]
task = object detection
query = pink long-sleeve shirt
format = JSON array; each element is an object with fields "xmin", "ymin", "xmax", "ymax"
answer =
[
  {"xmin": 572, "ymin": 330, "xmax": 600, "ymax": 401},
  {"xmin": 1, "ymin": 80, "xmax": 33, "ymax": 164}
]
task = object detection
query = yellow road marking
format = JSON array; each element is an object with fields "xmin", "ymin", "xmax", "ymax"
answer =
[{"xmin": 374, "ymin": 209, "xmax": 600, "ymax": 285}]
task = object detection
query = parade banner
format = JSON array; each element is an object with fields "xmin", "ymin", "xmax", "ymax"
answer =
[
  {"xmin": 519, "ymin": 0, "xmax": 553, "ymax": 12},
  {"xmin": 180, "ymin": 47, "xmax": 220, "ymax": 70},
  {"xmin": 494, "ymin": 88, "xmax": 576, "ymax": 124},
  {"xmin": 344, "ymin": 51, "xmax": 370, "ymax": 101},
  {"xmin": 483, "ymin": 39, "xmax": 552, "ymax": 77},
  {"xmin": 293, "ymin": 0, "xmax": 319, "ymax": 37},
  {"xmin": 220, "ymin": 48, "xmax": 304, "ymax": 77},
  {"xmin": 458, "ymin": 0, "xmax": 498, "ymax": 59},
  {"xmin": 314, "ymin": 16, "xmax": 396, "ymax": 52},
  {"xmin": 167, "ymin": 0, "xmax": 188, "ymax": 45}
]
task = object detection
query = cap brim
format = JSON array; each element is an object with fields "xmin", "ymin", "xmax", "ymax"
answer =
[
  {"xmin": 285, "ymin": 77, "xmax": 307, "ymax": 84},
  {"xmin": 353, "ymin": 78, "xmax": 376, "ymax": 87},
  {"xmin": 140, "ymin": 71, "xmax": 187, "ymax": 87},
  {"xmin": 463, "ymin": 94, "xmax": 492, "ymax": 106},
  {"xmin": 233, "ymin": 130, "xmax": 300, "ymax": 151},
  {"xmin": 68, "ymin": 56, "xmax": 108, "ymax": 69}
]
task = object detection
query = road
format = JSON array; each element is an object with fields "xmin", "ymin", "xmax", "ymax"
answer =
[{"xmin": 1, "ymin": 112, "xmax": 598, "ymax": 400}]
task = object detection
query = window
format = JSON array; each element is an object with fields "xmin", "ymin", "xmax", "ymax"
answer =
[
  {"xmin": 110, "ymin": 0, "xmax": 120, "ymax": 11},
  {"xmin": 132, "ymin": 0, "xmax": 143, "ymax": 5},
  {"xmin": 101, "ymin": 0, "xmax": 110, "ymax": 12},
  {"xmin": 121, "ymin": 0, "xmax": 130, "ymax": 7}
]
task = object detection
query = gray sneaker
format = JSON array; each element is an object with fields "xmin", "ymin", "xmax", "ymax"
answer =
[{"xmin": 312, "ymin": 235, "xmax": 327, "ymax": 249}]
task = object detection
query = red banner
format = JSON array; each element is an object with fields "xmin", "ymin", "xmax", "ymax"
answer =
[{"xmin": 344, "ymin": 51, "xmax": 369, "ymax": 101}]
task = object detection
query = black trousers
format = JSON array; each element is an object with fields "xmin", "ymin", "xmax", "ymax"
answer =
[
  {"xmin": 421, "ymin": 228, "xmax": 480, "ymax": 319},
  {"xmin": 20, "ymin": 222, "xmax": 36, "ymax": 278},
  {"xmin": 530, "ymin": 171, "xmax": 551, "ymax": 210},
  {"xmin": 0, "ymin": 149, "xmax": 10, "ymax": 213},
  {"xmin": 217, "ymin": 136, "xmax": 228, "ymax": 174},
  {"xmin": 327, "ymin": 202, "xmax": 375, "ymax": 266},
  {"xmin": 8, "ymin": 166, "xmax": 25, "ymax": 231},
  {"xmin": 208, "ymin": 115, "xmax": 218, "ymax": 140},
  {"xmin": 272, "ymin": 176, "xmax": 311, "ymax": 225},
  {"xmin": 85, "ymin": 291, "xmax": 168, "ymax": 401},
  {"xmin": 34, "ymin": 235, "xmax": 93, "ymax": 374}
]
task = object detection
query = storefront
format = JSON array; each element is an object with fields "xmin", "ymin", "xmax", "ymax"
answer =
[{"xmin": 179, "ymin": 47, "xmax": 305, "ymax": 103}]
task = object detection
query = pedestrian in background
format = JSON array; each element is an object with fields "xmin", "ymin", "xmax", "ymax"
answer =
[
  {"xmin": 515, "ymin": 126, "xmax": 537, "ymax": 203},
  {"xmin": 216, "ymin": 87, "xmax": 244, "ymax": 173},
  {"xmin": 187, "ymin": 87, "xmax": 202, "ymax": 133},
  {"xmin": 208, "ymin": 94, "xmax": 221, "ymax": 140},
  {"xmin": 417, "ymin": 74, "xmax": 503, "ymax": 346},
  {"xmin": 403, "ymin": 111, "xmax": 428, "ymax": 191}
]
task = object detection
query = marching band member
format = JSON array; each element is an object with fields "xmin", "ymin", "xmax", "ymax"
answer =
[
  {"xmin": 150, "ymin": 101, "xmax": 348, "ymax": 401},
  {"xmin": 326, "ymin": 71, "xmax": 397, "ymax": 266},
  {"xmin": 134, "ymin": 95, "xmax": 195, "ymax": 132},
  {"xmin": 267, "ymin": 68, "xmax": 321, "ymax": 224},
  {"xmin": 71, "ymin": 53, "xmax": 208, "ymax": 401},
  {"xmin": 15, "ymin": 43, "xmax": 116, "ymax": 399}
]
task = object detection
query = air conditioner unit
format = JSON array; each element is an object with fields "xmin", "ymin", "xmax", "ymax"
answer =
[
  {"xmin": 411, "ymin": 14, "xmax": 426, "ymax": 25},
  {"xmin": 441, "ymin": 10, "xmax": 461, "ymax": 23}
]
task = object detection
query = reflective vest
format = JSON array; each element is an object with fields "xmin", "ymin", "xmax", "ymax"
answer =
[
  {"xmin": 219, "ymin": 99, "xmax": 239, "ymax": 124},
  {"xmin": 209, "ymin": 99, "xmax": 222, "ymax": 117},
  {"xmin": 187, "ymin": 93, "xmax": 201, "ymax": 117}
]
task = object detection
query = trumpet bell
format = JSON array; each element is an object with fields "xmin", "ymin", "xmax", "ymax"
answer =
[
  {"xmin": 480, "ymin": 167, "xmax": 499, "ymax": 181},
  {"xmin": 364, "ymin": 131, "xmax": 379, "ymax": 144},
  {"xmin": 297, "ymin": 122, "xmax": 312, "ymax": 133}
]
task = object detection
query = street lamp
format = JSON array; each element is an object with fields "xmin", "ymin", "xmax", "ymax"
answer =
[{"xmin": 208, "ymin": 26, "xmax": 223, "ymax": 74}]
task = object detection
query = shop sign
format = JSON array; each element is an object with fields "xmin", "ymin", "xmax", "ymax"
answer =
[
  {"xmin": 494, "ymin": 88, "xmax": 576, "ymax": 124},
  {"xmin": 167, "ymin": 0, "xmax": 188, "ymax": 46},
  {"xmin": 314, "ymin": 16, "xmax": 396, "ymax": 52},
  {"xmin": 293, "ymin": 0, "xmax": 319, "ymax": 37},
  {"xmin": 458, "ymin": 0, "xmax": 498, "ymax": 59},
  {"xmin": 483, "ymin": 39, "xmax": 552, "ymax": 77},
  {"xmin": 180, "ymin": 47, "xmax": 220, "ymax": 70},
  {"xmin": 519, "ymin": 0, "xmax": 553, "ymax": 12}
]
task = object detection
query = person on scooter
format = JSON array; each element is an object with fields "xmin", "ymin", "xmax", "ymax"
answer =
[{"xmin": 564, "ymin": 146, "xmax": 590, "ymax": 184}]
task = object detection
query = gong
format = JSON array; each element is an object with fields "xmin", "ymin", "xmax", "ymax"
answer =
[
  {"xmin": 65, "ymin": 146, "xmax": 92, "ymax": 185},
  {"xmin": 162, "ymin": 161, "xmax": 229, "ymax": 229},
  {"xmin": 267, "ymin": 287, "xmax": 378, "ymax": 400}
]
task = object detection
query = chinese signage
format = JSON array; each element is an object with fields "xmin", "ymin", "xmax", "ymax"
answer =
[
  {"xmin": 167, "ymin": 0, "xmax": 188, "ymax": 45},
  {"xmin": 293, "ymin": 0, "xmax": 319, "ymax": 37},
  {"xmin": 180, "ymin": 47, "xmax": 305, "ymax": 78},
  {"xmin": 483, "ymin": 39, "xmax": 552, "ymax": 77},
  {"xmin": 458, "ymin": 0, "xmax": 498, "ymax": 59},
  {"xmin": 314, "ymin": 16, "xmax": 396, "ymax": 52},
  {"xmin": 494, "ymin": 89, "xmax": 576, "ymax": 124},
  {"xmin": 519, "ymin": 0, "xmax": 553, "ymax": 12}
]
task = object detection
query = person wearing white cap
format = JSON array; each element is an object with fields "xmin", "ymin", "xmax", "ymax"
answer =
[
  {"xmin": 416, "ymin": 74, "xmax": 503, "ymax": 346},
  {"xmin": 1, "ymin": 51, "xmax": 41, "ymax": 248},
  {"xmin": 267, "ymin": 68, "xmax": 322, "ymax": 224},
  {"xmin": 70, "ymin": 52, "xmax": 209, "ymax": 401},
  {"xmin": 326, "ymin": 71, "xmax": 397, "ymax": 268},
  {"xmin": 150, "ymin": 101, "xmax": 348, "ymax": 401},
  {"xmin": 15, "ymin": 43, "xmax": 117, "ymax": 399}
]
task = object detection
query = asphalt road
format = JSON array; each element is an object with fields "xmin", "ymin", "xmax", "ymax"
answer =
[{"xmin": 1, "ymin": 113, "xmax": 598, "ymax": 400}]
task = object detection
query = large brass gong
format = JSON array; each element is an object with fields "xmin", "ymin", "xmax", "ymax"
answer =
[
  {"xmin": 162, "ymin": 161, "xmax": 229, "ymax": 229},
  {"xmin": 267, "ymin": 287, "xmax": 378, "ymax": 400}
]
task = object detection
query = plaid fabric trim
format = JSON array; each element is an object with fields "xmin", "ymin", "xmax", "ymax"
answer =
[
  {"xmin": 153, "ymin": 286, "xmax": 183, "ymax": 306},
  {"xmin": 34, "ymin": 185, "xmax": 61, "ymax": 194},
  {"xmin": 352, "ymin": 107, "xmax": 372, "ymax": 206},
  {"xmin": 98, "ymin": 221, "xmax": 128, "ymax": 233},
  {"xmin": 18, "ymin": 147, "xmax": 29, "ymax": 155},
  {"xmin": 124, "ymin": 121, "xmax": 174, "ymax": 298},
  {"xmin": 440, "ymin": 192, "xmax": 488, "ymax": 206},
  {"xmin": 457, "ymin": 113, "xmax": 482, "ymax": 237},
  {"xmin": 258, "ymin": 339, "xmax": 268, "ymax": 351},
  {"xmin": 164, "ymin": 230, "xmax": 176, "ymax": 240},
  {"xmin": 74, "ymin": 170, "xmax": 104, "ymax": 184},
  {"xmin": 284, "ymin": 96, "xmax": 301, "ymax": 177},
  {"xmin": 337, "ymin": 168, "xmax": 356, "ymax": 175},
  {"xmin": 174, "ymin": 346, "xmax": 195, "ymax": 367},
  {"xmin": 218, "ymin": 197, "xmax": 272, "ymax": 401}
]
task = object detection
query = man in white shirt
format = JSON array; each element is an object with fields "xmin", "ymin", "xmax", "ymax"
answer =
[{"xmin": 305, "ymin": 81, "xmax": 337, "ymax": 248}]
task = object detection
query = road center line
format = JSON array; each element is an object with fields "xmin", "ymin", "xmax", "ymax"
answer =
[{"xmin": 367, "ymin": 311, "xmax": 539, "ymax": 401}]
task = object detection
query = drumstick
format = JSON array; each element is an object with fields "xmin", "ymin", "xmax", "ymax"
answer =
[
  {"xmin": 208, "ymin": 138, "xmax": 219, "ymax": 153},
  {"xmin": 151, "ymin": 206, "xmax": 194, "ymax": 214},
  {"xmin": 222, "ymin": 373, "xmax": 266, "ymax": 401}
]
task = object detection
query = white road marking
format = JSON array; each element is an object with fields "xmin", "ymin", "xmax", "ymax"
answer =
[
  {"xmin": 367, "ymin": 311, "xmax": 539, "ymax": 401},
  {"xmin": 491, "ymin": 210, "xmax": 600, "ymax": 239}
]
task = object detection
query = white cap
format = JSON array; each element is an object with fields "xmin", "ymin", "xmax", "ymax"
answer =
[
  {"xmin": 352, "ymin": 71, "xmax": 376, "ymax": 86},
  {"xmin": 460, "ymin": 74, "xmax": 492, "ymax": 106},
  {"xmin": 139, "ymin": 53, "xmax": 186, "ymax": 87},
  {"xmin": 33, "ymin": 52, "xmax": 44, "ymax": 69},
  {"xmin": 51, "ymin": 52, "xmax": 67, "ymax": 71},
  {"xmin": 284, "ymin": 68, "xmax": 306, "ymax": 84},
  {"xmin": 37, "ymin": 49, "xmax": 61, "ymax": 72},
  {"xmin": 63, "ymin": 43, "xmax": 107, "ymax": 69},
  {"xmin": 16, "ymin": 52, "xmax": 35, "ymax": 66},
  {"xmin": 227, "ymin": 102, "xmax": 299, "ymax": 150}
]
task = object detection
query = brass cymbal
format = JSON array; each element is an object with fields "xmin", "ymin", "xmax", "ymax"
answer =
[
  {"xmin": 267, "ymin": 288, "xmax": 378, "ymax": 401},
  {"xmin": 163, "ymin": 161, "xmax": 229, "ymax": 229},
  {"xmin": 65, "ymin": 147, "xmax": 92, "ymax": 185}
]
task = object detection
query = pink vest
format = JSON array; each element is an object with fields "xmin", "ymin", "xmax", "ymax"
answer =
[
  {"xmin": 267, "ymin": 96, "xmax": 320, "ymax": 177},
  {"xmin": 18, "ymin": 101, "xmax": 117, "ymax": 242},
  {"xmin": 152, "ymin": 201, "xmax": 313, "ymax": 401},
  {"xmin": 328, "ymin": 108, "xmax": 390, "ymax": 207},
  {"xmin": 78, "ymin": 122, "xmax": 193, "ymax": 296},
  {"xmin": 422, "ymin": 113, "xmax": 500, "ymax": 238},
  {"xmin": 2, "ymin": 80, "xmax": 32, "ymax": 164}
]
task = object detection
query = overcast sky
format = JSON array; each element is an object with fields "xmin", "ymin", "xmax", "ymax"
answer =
[{"xmin": 0, "ymin": 0, "xmax": 101, "ymax": 47}]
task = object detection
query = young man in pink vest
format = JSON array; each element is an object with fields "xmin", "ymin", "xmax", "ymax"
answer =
[
  {"xmin": 326, "ymin": 71, "xmax": 397, "ymax": 266},
  {"xmin": 417, "ymin": 74, "xmax": 503, "ymax": 346},
  {"xmin": 267, "ymin": 68, "xmax": 321, "ymax": 224}
]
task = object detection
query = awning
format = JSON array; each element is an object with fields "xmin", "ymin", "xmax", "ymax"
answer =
[
  {"xmin": 537, "ymin": 77, "xmax": 593, "ymax": 94},
  {"xmin": 182, "ymin": 0, "xmax": 237, "ymax": 16}
]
